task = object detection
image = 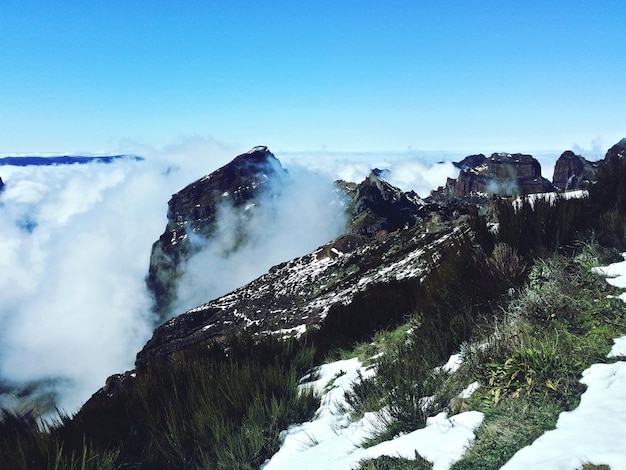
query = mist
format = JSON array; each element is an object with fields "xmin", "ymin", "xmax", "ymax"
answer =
[
  {"xmin": 171, "ymin": 165, "xmax": 348, "ymax": 315},
  {"xmin": 0, "ymin": 141, "xmax": 459, "ymax": 415},
  {"xmin": 277, "ymin": 150, "xmax": 460, "ymax": 196}
]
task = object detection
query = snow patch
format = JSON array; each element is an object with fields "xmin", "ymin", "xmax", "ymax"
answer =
[{"xmin": 263, "ymin": 354, "xmax": 483, "ymax": 470}]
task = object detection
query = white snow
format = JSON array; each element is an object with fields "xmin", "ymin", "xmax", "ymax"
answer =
[
  {"xmin": 262, "ymin": 356, "xmax": 483, "ymax": 470},
  {"xmin": 512, "ymin": 190, "xmax": 588, "ymax": 211},
  {"xmin": 502, "ymin": 254, "xmax": 626, "ymax": 469},
  {"xmin": 264, "ymin": 253, "xmax": 626, "ymax": 470},
  {"xmin": 271, "ymin": 324, "xmax": 308, "ymax": 338}
]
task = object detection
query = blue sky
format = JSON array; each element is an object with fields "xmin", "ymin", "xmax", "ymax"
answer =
[{"xmin": 1, "ymin": 1, "xmax": 625, "ymax": 154}]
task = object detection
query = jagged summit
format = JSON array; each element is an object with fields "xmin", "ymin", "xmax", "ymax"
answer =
[
  {"xmin": 146, "ymin": 146, "xmax": 288, "ymax": 321},
  {"xmin": 453, "ymin": 154, "xmax": 487, "ymax": 170},
  {"xmin": 552, "ymin": 150, "xmax": 599, "ymax": 190},
  {"xmin": 346, "ymin": 171, "xmax": 427, "ymax": 238},
  {"xmin": 445, "ymin": 152, "xmax": 554, "ymax": 197}
]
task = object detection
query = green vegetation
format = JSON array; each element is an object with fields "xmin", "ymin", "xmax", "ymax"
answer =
[
  {"xmin": 344, "ymin": 244, "xmax": 626, "ymax": 469},
  {"xmin": 0, "ymin": 335, "xmax": 318, "ymax": 469},
  {"xmin": 451, "ymin": 248, "xmax": 626, "ymax": 469},
  {"xmin": 357, "ymin": 453, "xmax": 433, "ymax": 469}
]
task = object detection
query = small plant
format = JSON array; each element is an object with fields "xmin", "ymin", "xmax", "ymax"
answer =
[
  {"xmin": 485, "ymin": 347, "xmax": 559, "ymax": 404},
  {"xmin": 485, "ymin": 242, "xmax": 528, "ymax": 286},
  {"xmin": 357, "ymin": 453, "xmax": 433, "ymax": 469}
]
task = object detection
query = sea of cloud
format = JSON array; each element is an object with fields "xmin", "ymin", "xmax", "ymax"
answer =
[{"xmin": 0, "ymin": 139, "xmax": 461, "ymax": 416}]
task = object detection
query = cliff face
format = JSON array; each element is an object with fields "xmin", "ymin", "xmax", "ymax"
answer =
[
  {"xmin": 137, "ymin": 216, "xmax": 473, "ymax": 367},
  {"xmin": 552, "ymin": 150, "xmax": 599, "ymax": 190},
  {"xmin": 453, "ymin": 153, "xmax": 554, "ymax": 197},
  {"xmin": 146, "ymin": 146, "xmax": 288, "ymax": 321}
]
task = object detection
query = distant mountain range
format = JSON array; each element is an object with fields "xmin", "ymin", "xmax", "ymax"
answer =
[{"xmin": 0, "ymin": 154, "xmax": 143, "ymax": 166}]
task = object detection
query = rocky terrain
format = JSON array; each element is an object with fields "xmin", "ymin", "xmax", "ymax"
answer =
[
  {"xmin": 437, "ymin": 152, "xmax": 555, "ymax": 198},
  {"xmin": 142, "ymin": 145, "xmax": 606, "ymax": 366}
]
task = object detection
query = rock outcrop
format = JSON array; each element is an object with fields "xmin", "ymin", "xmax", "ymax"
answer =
[
  {"xmin": 434, "ymin": 152, "xmax": 554, "ymax": 199},
  {"xmin": 552, "ymin": 150, "xmax": 599, "ymax": 190},
  {"xmin": 453, "ymin": 154, "xmax": 487, "ymax": 170},
  {"xmin": 136, "ymin": 216, "xmax": 473, "ymax": 367},
  {"xmin": 146, "ymin": 146, "xmax": 288, "ymax": 321},
  {"xmin": 346, "ymin": 172, "xmax": 428, "ymax": 237},
  {"xmin": 0, "ymin": 176, "xmax": 4, "ymax": 192},
  {"xmin": 605, "ymin": 138, "xmax": 626, "ymax": 162}
]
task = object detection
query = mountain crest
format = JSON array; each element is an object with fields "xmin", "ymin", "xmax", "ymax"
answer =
[
  {"xmin": 146, "ymin": 146, "xmax": 288, "ymax": 321},
  {"xmin": 552, "ymin": 150, "xmax": 599, "ymax": 190}
]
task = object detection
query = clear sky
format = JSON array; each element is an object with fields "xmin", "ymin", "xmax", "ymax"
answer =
[{"xmin": 1, "ymin": 1, "xmax": 625, "ymax": 154}]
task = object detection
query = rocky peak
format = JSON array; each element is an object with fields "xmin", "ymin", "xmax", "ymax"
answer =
[
  {"xmin": 165, "ymin": 146, "xmax": 286, "ymax": 229},
  {"xmin": 0, "ymin": 176, "xmax": 4, "ymax": 193},
  {"xmin": 552, "ymin": 150, "xmax": 599, "ymax": 190},
  {"xmin": 605, "ymin": 138, "xmax": 626, "ymax": 162},
  {"xmin": 453, "ymin": 154, "xmax": 487, "ymax": 170},
  {"xmin": 346, "ymin": 171, "xmax": 426, "ymax": 237},
  {"xmin": 445, "ymin": 152, "xmax": 554, "ymax": 197},
  {"xmin": 146, "ymin": 146, "xmax": 288, "ymax": 321}
]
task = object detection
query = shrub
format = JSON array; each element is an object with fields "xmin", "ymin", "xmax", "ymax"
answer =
[
  {"xmin": 485, "ymin": 242, "xmax": 528, "ymax": 286},
  {"xmin": 128, "ymin": 334, "xmax": 319, "ymax": 469}
]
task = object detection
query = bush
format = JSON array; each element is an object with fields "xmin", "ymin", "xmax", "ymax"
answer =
[
  {"xmin": 0, "ymin": 408, "xmax": 120, "ymax": 470},
  {"xmin": 128, "ymin": 335, "xmax": 319, "ymax": 469}
]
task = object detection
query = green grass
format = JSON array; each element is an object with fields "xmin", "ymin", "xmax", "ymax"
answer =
[
  {"xmin": 349, "ymin": 240, "xmax": 626, "ymax": 469},
  {"xmin": 451, "ymin": 247, "xmax": 626, "ymax": 468},
  {"xmin": 356, "ymin": 453, "xmax": 433, "ymax": 469},
  {"xmin": 0, "ymin": 334, "xmax": 319, "ymax": 469}
]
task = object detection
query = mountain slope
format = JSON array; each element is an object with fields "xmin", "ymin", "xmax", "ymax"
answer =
[{"xmin": 138, "ymin": 216, "xmax": 473, "ymax": 366}]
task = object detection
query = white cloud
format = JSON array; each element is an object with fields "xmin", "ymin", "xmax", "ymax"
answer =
[
  {"xmin": 277, "ymin": 150, "xmax": 459, "ymax": 197},
  {"xmin": 0, "ymin": 138, "xmax": 240, "ymax": 413},
  {"xmin": 171, "ymin": 163, "xmax": 349, "ymax": 316}
]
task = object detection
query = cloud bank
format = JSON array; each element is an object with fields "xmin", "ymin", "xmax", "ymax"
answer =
[
  {"xmin": 0, "ymin": 141, "xmax": 458, "ymax": 415},
  {"xmin": 277, "ymin": 150, "xmax": 459, "ymax": 196},
  {"xmin": 0, "ymin": 138, "xmax": 238, "ymax": 414}
]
